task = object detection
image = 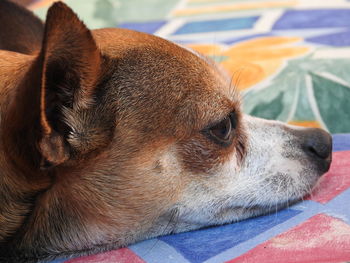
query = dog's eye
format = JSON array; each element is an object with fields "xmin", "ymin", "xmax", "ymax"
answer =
[{"xmin": 206, "ymin": 112, "xmax": 237, "ymax": 145}]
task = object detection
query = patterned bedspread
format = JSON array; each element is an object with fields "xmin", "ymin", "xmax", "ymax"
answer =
[{"xmin": 20, "ymin": 0, "xmax": 350, "ymax": 262}]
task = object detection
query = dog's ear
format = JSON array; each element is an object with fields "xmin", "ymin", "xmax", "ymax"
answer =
[{"xmin": 38, "ymin": 2, "xmax": 101, "ymax": 168}]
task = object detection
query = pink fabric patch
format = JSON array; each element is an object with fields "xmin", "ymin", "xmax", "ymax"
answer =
[
  {"xmin": 308, "ymin": 151, "xmax": 350, "ymax": 204},
  {"xmin": 66, "ymin": 248, "xmax": 145, "ymax": 263},
  {"xmin": 227, "ymin": 214, "xmax": 350, "ymax": 263}
]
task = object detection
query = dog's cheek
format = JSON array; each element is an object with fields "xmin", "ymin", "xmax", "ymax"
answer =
[
  {"xmin": 157, "ymin": 137, "xmax": 241, "ymax": 228},
  {"xmin": 176, "ymin": 134, "xmax": 237, "ymax": 175}
]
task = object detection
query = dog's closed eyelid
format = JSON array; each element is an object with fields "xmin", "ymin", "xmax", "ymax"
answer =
[
  {"xmin": 202, "ymin": 111, "xmax": 238, "ymax": 146},
  {"xmin": 204, "ymin": 111, "xmax": 238, "ymax": 131}
]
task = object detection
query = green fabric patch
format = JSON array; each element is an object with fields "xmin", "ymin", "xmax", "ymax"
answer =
[
  {"xmin": 250, "ymin": 92, "xmax": 284, "ymax": 120},
  {"xmin": 243, "ymin": 54, "xmax": 350, "ymax": 132},
  {"xmin": 310, "ymin": 72, "xmax": 350, "ymax": 133},
  {"xmin": 34, "ymin": 0, "xmax": 179, "ymax": 28}
]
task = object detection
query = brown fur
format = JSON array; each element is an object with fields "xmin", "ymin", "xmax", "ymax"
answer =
[
  {"xmin": 0, "ymin": 0, "xmax": 43, "ymax": 54},
  {"xmin": 0, "ymin": 1, "xmax": 244, "ymax": 262}
]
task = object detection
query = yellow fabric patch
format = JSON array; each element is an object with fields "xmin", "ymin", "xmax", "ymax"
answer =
[{"xmin": 188, "ymin": 37, "xmax": 310, "ymax": 91}]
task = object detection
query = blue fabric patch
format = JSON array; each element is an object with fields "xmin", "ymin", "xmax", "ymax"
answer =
[
  {"xmin": 159, "ymin": 209, "xmax": 301, "ymax": 263},
  {"xmin": 306, "ymin": 29, "xmax": 350, "ymax": 46},
  {"xmin": 333, "ymin": 134, "xmax": 350, "ymax": 151},
  {"xmin": 173, "ymin": 16, "xmax": 259, "ymax": 35},
  {"xmin": 273, "ymin": 9, "xmax": 350, "ymax": 29},
  {"xmin": 118, "ymin": 21, "xmax": 167, "ymax": 34},
  {"xmin": 325, "ymin": 189, "xmax": 350, "ymax": 225}
]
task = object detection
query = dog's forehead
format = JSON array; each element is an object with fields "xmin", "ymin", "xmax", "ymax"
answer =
[
  {"xmin": 93, "ymin": 28, "xmax": 239, "ymax": 134},
  {"xmin": 93, "ymin": 28, "xmax": 228, "ymax": 91}
]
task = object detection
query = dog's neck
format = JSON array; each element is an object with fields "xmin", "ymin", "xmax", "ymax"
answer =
[{"xmin": 0, "ymin": 51, "xmax": 42, "ymax": 171}]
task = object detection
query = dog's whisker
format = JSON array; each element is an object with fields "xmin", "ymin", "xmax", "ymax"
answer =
[
  {"xmin": 141, "ymin": 208, "xmax": 179, "ymax": 257},
  {"xmin": 228, "ymin": 68, "xmax": 244, "ymax": 101}
]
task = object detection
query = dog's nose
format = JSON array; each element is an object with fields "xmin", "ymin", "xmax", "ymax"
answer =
[{"xmin": 301, "ymin": 128, "xmax": 332, "ymax": 173}]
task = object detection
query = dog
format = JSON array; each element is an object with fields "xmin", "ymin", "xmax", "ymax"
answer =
[{"xmin": 0, "ymin": 1, "xmax": 332, "ymax": 262}]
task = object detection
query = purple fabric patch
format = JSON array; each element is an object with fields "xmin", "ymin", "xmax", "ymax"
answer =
[
  {"xmin": 333, "ymin": 134, "xmax": 350, "ymax": 151},
  {"xmin": 306, "ymin": 29, "xmax": 350, "ymax": 46},
  {"xmin": 273, "ymin": 9, "xmax": 350, "ymax": 29}
]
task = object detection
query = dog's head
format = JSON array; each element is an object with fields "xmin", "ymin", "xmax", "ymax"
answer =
[{"xmin": 0, "ymin": 1, "xmax": 331, "ymax": 259}]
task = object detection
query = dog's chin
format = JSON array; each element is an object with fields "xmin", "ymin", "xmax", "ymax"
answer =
[
  {"xmin": 213, "ymin": 169, "xmax": 329, "ymax": 227},
  {"xmin": 166, "ymin": 178, "xmax": 326, "ymax": 236},
  {"xmin": 160, "ymin": 201, "xmax": 299, "ymax": 236},
  {"xmin": 204, "ymin": 200, "xmax": 294, "ymax": 229}
]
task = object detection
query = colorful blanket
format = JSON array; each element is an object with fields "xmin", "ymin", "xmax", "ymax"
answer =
[{"xmin": 18, "ymin": 0, "xmax": 350, "ymax": 262}]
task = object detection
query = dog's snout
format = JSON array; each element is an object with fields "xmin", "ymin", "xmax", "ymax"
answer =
[
  {"xmin": 301, "ymin": 128, "xmax": 332, "ymax": 173},
  {"xmin": 302, "ymin": 128, "xmax": 332, "ymax": 159}
]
